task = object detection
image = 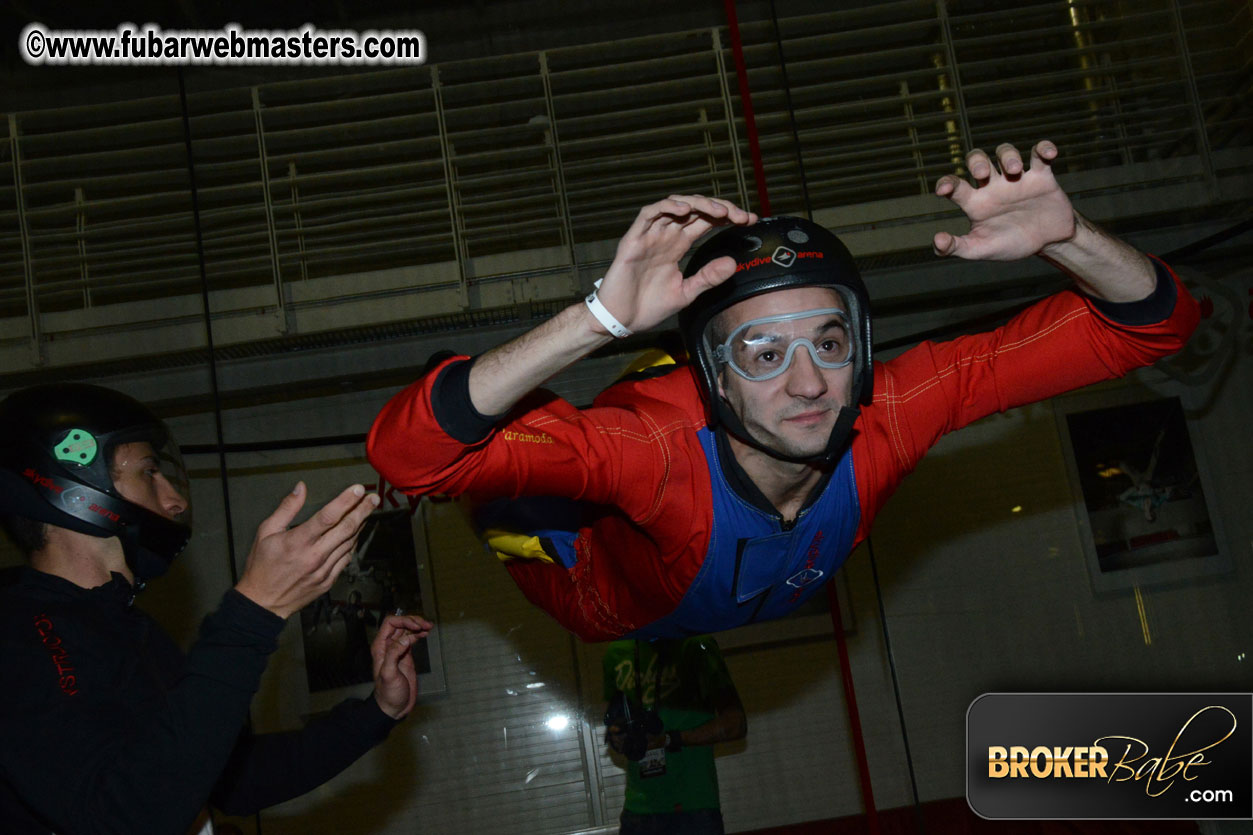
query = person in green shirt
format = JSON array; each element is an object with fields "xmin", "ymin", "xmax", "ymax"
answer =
[{"xmin": 602, "ymin": 635, "xmax": 747, "ymax": 834}]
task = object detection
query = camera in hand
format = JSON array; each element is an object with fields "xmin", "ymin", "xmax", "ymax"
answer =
[{"xmin": 604, "ymin": 690, "xmax": 663, "ymax": 761}]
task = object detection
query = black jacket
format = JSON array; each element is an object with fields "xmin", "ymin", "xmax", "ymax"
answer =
[{"xmin": 0, "ymin": 568, "xmax": 398, "ymax": 834}]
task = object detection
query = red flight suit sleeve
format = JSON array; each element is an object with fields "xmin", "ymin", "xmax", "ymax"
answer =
[
  {"xmin": 851, "ymin": 257, "xmax": 1200, "ymax": 540},
  {"xmin": 367, "ymin": 357, "xmax": 680, "ymax": 528}
]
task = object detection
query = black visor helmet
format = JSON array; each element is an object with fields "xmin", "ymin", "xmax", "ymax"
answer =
[
  {"xmin": 679, "ymin": 216, "xmax": 873, "ymax": 462},
  {"xmin": 0, "ymin": 383, "xmax": 191, "ymax": 582}
]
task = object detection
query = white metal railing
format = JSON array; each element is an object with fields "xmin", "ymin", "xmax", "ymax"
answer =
[{"xmin": 0, "ymin": 0, "xmax": 1248, "ymax": 366}]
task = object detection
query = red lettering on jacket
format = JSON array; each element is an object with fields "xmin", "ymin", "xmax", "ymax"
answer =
[{"xmin": 33, "ymin": 613, "xmax": 78, "ymax": 696}]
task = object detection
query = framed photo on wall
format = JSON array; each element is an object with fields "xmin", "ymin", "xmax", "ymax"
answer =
[
  {"xmin": 1054, "ymin": 388, "xmax": 1231, "ymax": 593},
  {"xmin": 299, "ymin": 502, "xmax": 447, "ymax": 711}
]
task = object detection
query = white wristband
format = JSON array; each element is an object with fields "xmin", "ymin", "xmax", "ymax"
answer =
[{"xmin": 585, "ymin": 278, "xmax": 632, "ymax": 338}]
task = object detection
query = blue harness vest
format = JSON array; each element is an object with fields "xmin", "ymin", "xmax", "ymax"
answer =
[
  {"xmin": 476, "ymin": 428, "xmax": 862, "ymax": 640},
  {"xmin": 627, "ymin": 427, "xmax": 861, "ymax": 639}
]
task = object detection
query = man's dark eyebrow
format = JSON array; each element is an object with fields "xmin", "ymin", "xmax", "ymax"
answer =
[{"xmin": 810, "ymin": 317, "xmax": 848, "ymax": 335}]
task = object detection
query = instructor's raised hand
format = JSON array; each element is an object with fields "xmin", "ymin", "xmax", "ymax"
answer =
[{"xmin": 235, "ymin": 482, "xmax": 379, "ymax": 619}]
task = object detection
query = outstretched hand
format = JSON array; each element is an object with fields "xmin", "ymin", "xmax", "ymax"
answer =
[
  {"xmin": 235, "ymin": 482, "xmax": 380, "ymax": 619},
  {"xmin": 933, "ymin": 141, "xmax": 1077, "ymax": 262},
  {"xmin": 371, "ymin": 613, "xmax": 433, "ymax": 720},
  {"xmin": 591, "ymin": 194, "xmax": 757, "ymax": 336}
]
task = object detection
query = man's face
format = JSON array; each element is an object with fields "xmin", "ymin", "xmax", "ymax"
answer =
[
  {"xmin": 110, "ymin": 441, "xmax": 188, "ymax": 521},
  {"xmin": 715, "ymin": 286, "xmax": 855, "ymax": 460}
]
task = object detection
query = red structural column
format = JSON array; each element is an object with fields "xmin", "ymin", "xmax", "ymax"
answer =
[
  {"xmin": 722, "ymin": 0, "xmax": 771, "ymax": 216},
  {"xmin": 828, "ymin": 581, "xmax": 882, "ymax": 835}
]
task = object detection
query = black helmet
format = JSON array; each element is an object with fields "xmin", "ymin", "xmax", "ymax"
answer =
[
  {"xmin": 0, "ymin": 384, "xmax": 191, "ymax": 582},
  {"xmin": 679, "ymin": 216, "xmax": 873, "ymax": 462}
]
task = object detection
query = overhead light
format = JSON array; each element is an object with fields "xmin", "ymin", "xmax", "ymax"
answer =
[{"xmin": 546, "ymin": 715, "xmax": 569, "ymax": 731}]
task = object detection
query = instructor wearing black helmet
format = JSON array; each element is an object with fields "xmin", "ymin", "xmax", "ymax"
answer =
[
  {"xmin": 369, "ymin": 141, "xmax": 1199, "ymax": 642},
  {"xmin": 0, "ymin": 384, "xmax": 432, "ymax": 834}
]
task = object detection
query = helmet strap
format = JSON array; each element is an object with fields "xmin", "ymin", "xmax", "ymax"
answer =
[
  {"xmin": 119, "ymin": 526, "xmax": 171, "ymax": 587},
  {"xmin": 40, "ymin": 472, "xmax": 181, "ymax": 583},
  {"xmin": 822, "ymin": 405, "xmax": 861, "ymax": 463}
]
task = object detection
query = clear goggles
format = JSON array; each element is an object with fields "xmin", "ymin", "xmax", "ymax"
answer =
[{"xmin": 710, "ymin": 306, "xmax": 857, "ymax": 382}]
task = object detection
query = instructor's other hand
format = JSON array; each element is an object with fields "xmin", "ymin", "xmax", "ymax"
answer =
[{"xmin": 372, "ymin": 614, "xmax": 433, "ymax": 720}]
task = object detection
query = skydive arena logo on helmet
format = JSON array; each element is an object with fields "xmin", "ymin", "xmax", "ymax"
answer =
[
  {"xmin": 21, "ymin": 467, "xmax": 63, "ymax": 494},
  {"xmin": 734, "ymin": 249, "xmax": 824, "ymax": 274}
]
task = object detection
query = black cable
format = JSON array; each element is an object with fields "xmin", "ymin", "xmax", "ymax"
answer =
[
  {"xmin": 177, "ymin": 69, "xmax": 260, "ymax": 835},
  {"xmin": 181, "ymin": 433, "xmax": 366, "ymax": 456},
  {"xmin": 177, "ymin": 69, "xmax": 239, "ymax": 586},
  {"xmin": 769, "ymin": 0, "xmax": 813, "ymax": 220},
  {"xmin": 875, "ymin": 298, "xmax": 1039, "ymax": 353},
  {"xmin": 1160, "ymin": 214, "xmax": 1253, "ymax": 261},
  {"xmin": 866, "ymin": 536, "xmax": 925, "ymax": 833}
]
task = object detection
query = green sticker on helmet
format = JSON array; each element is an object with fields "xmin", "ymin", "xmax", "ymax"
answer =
[{"xmin": 54, "ymin": 428, "xmax": 98, "ymax": 466}]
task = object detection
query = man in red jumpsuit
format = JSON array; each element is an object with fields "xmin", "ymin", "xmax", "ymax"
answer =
[{"xmin": 368, "ymin": 141, "xmax": 1199, "ymax": 641}]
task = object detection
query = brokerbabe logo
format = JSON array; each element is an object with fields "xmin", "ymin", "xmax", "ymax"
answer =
[{"xmin": 967, "ymin": 693, "xmax": 1252, "ymax": 820}]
